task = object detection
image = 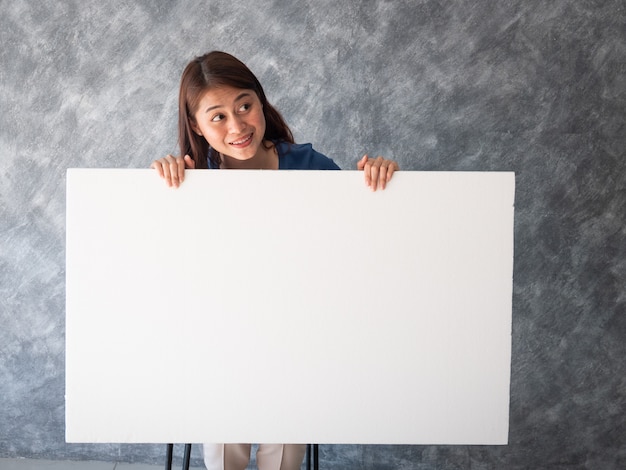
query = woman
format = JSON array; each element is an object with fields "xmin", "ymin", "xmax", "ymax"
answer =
[{"xmin": 151, "ymin": 51, "xmax": 399, "ymax": 470}]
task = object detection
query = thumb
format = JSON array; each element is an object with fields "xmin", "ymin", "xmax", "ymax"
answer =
[{"xmin": 184, "ymin": 154, "xmax": 195, "ymax": 169}]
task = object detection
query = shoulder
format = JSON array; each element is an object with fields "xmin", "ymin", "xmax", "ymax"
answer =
[{"xmin": 275, "ymin": 141, "xmax": 341, "ymax": 170}]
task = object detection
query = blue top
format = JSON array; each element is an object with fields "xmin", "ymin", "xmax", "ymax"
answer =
[
  {"xmin": 276, "ymin": 141, "xmax": 341, "ymax": 170},
  {"xmin": 207, "ymin": 141, "xmax": 341, "ymax": 170}
]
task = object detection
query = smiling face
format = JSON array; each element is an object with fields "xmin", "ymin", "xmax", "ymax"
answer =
[{"xmin": 191, "ymin": 86, "xmax": 267, "ymax": 163}]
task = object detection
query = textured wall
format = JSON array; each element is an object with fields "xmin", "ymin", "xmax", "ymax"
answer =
[{"xmin": 1, "ymin": 0, "xmax": 624, "ymax": 469}]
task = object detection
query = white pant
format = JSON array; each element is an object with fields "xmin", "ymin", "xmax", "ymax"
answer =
[{"xmin": 203, "ymin": 443, "xmax": 306, "ymax": 470}]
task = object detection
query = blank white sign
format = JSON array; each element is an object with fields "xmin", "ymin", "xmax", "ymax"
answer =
[{"xmin": 65, "ymin": 169, "xmax": 514, "ymax": 445}]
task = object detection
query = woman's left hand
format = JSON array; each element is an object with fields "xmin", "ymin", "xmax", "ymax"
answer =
[{"xmin": 357, "ymin": 155, "xmax": 400, "ymax": 191}]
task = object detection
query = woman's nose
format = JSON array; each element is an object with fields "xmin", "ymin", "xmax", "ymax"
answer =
[{"xmin": 228, "ymin": 115, "xmax": 246, "ymax": 134}]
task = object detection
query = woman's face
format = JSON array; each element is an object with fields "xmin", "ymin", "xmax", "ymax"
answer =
[{"xmin": 191, "ymin": 86, "xmax": 266, "ymax": 161}]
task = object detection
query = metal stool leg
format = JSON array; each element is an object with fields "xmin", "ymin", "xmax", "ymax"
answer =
[{"xmin": 313, "ymin": 444, "xmax": 319, "ymax": 470}]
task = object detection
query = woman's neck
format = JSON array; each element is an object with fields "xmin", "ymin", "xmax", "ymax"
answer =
[{"xmin": 220, "ymin": 141, "xmax": 278, "ymax": 170}]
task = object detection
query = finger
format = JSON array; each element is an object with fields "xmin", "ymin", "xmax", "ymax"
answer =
[
  {"xmin": 378, "ymin": 163, "xmax": 388, "ymax": 190},
  {"xmin": 385, "ymin": 161, "xmax": 399, "ymax": 186},
  {"xmin": 378, "ymin": 159, "xmax": 397, "ymax": 190},
  {"xmin": 170, "ymin": 159, "xmax": 181, "ymax": 188},
  {"xmin": 162, "ymin": 155, "xmax": 176, "ymax": 187},
  {"xmin": 364, "ymin": 160, "xmax": 373, "ymax": 188},
  {"xmin": 177, "ymin": 156, "xmax": 186, "ymax": 183},
  {"xmin": 165, "ymin": 155, "xmax": 183, "ymax": 188},
  {"xmin": 369, "ymin": 156, "xmax": 383, "ymax": 191},
  {"xmin": 161, "ymin": 161, "xmax": 172, "ymax": 187},
  {"xmin": 150, "ymin": 160, "xmax": 165, "ymax": 179},
  {"xmin": 360, "ymin": 155, "xmax": 372, "ymax": 187},
  {"xmin": 369, "ymin": 165, "xmax": 379, "ymax": 191},
  {"xmin": 357, "ymin": 154, "xmax": 368, "ymax": 171},
  {"xmin": 184, "ymin": 154, "xmax": 195, "ymax": 169}
]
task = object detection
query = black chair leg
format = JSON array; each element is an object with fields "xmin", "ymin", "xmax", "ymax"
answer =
[
  {"xmin": 313, "ymin": 444, "xmax": 319, "ymax": 470},
  {"xmin": 165, "ymin": 443, "xmax": 192, "ymax": 470},
  {"xmin": 165, "ymin": 443, "xmax": 173, "ymax": 470},
  {"xmin": 306, "ymin": 444, "xmax": 311, "ymax": 470},
  {"xmin": 183, "ymin": 443, "xmax": 192, "ymax": 470}
]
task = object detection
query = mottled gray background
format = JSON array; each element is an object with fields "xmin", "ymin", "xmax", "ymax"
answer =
[{"xmin": 1, "ymin": 0, "xmax": 624, "ymax": 469}]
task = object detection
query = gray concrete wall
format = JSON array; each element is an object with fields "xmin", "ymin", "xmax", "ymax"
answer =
[{"xmin": 1, "ymin": 1, "xmax": 624, "ymax": 468}]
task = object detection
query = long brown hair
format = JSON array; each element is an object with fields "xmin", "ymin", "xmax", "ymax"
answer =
[{"xmin": 178, "ymin": 51, "xmax": 294, "ymax": 168}]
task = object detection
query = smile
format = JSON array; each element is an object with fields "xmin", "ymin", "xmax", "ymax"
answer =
[{"xmin": 230, "ymin": 134, "xmax": 253, "ymax": 146}]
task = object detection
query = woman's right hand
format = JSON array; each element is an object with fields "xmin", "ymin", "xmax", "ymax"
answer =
[{"xmin": 150, "ymin": 154, "xmax": 195, "ymax": 188}]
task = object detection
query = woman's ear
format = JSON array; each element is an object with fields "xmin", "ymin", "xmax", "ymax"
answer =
[{"xmin": 190, "ymin": 119, "xmax": 202, "ymax": 136}]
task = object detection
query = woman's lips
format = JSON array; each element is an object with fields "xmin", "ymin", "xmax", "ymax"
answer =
[{"xmin": 229, "ymin": 133, "xmax": 253, "ymax": 147}]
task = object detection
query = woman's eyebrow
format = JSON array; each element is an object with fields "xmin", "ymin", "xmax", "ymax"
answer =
[{"xmin": 204, "ymin": 92, "xmax": 252, "ymax": 113}]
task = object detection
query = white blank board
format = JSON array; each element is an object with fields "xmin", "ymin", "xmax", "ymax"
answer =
[{"xmin": 66, "ymin": 169, "xmax": 514, "ymax": 445}]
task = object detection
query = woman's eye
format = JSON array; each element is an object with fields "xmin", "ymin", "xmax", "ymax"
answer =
[
  {"xmin": 239, "ymin": 103, "xmax": 251, "ymax": 112},
  {"xmin": 211, "ymin": 113, "xmax": 225, "ymax": 122}
]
